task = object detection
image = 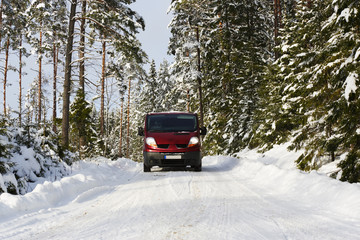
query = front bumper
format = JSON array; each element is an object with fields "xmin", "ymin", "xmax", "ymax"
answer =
[{"xmin": 143, "ymin": 151, "xmax": 201, "ymax": 167}]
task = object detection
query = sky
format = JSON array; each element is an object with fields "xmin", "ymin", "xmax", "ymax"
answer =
[{"xmin": 131, "ymin": 0, "xmax": 174, "ymax": 68}]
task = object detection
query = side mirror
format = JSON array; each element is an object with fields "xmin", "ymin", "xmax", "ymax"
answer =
[
  {"xmin": 138, "ymin": 127, "xmax": 144, "ymax": 136},
  {"xmin": 200, "ymin": 127, "xmax": 207, "ymax": 136}
]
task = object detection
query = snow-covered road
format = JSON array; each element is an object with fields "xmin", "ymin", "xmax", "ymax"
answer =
[{"xmin": 1, "ymin": 146, "xmax": 360, "ymax": 240}]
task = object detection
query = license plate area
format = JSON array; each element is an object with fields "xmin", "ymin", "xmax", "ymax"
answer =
[{"xmin": 164, "ymin": 155, "xmax": 182, "ymax": 160}]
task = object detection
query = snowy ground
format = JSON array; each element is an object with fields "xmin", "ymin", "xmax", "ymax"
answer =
[{"xmin": 1, "ymin": 145, "xmax": 360, "ymax": 240}]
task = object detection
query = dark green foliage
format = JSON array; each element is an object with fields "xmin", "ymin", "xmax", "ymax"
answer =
[
  {"xmin": 70, "ymin": 90, "xmax": 96, "ymax": 158},
  {"xmin": 296, "ymin": 152, "xmax": 315, "ymax": 172},
  {"xmin": 6, "ymin": 182, "xmax": 18, "ymax": 195},
  {"xmin": 0, "ymin": 118, "xmax": 9, "ymax": 158},
  {"xmin": 0, "ymin": 162, "xmax": 7, "ymax": 174},
  {"xmin": 291, "ymin": 0, "xmax": 360, "ymax": 178},
  {"xmin": 326, "ymin": 138, "xmax": 341, "ymax": 154},
  {"xmin": 339, "ymin": 151, "xmax": 360, "ymax": 183}
]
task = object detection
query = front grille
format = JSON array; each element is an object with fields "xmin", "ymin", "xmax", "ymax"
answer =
[
  {"xmin": 157, "ymin": 144, "xmax": 169, "ymax": 149},
  {"xmin": 176, "ymin": 144, "xmax": 188, "ymax": 149},
  {"xmin": 163, "ymin": 159, "xmax": 185, "ymax": 165}
]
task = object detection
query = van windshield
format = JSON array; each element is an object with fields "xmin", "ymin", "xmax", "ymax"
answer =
[{"xmin": 147, "ymin": 114, "xmax": 197, "ymax": 132}]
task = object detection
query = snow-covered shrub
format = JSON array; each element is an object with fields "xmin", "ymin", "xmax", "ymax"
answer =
[{"xmin": 0, "ymin": 125, "xmax": 72, "ymax": 195}]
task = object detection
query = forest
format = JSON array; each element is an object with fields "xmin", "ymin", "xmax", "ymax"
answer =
[{"xmin": 1, "ymin": 0, "xmax": 360, "ymax": 195}]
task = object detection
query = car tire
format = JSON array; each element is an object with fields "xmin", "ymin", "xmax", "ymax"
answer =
[
  {"xmin": 144, "ymin": 163, "xmax": 151, "ymax": 172},
  {"xmin": 194, "ymin": 164, "xmax": 202, "ymax": 172}
]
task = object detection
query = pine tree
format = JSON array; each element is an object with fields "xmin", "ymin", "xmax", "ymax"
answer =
[
  {"xmin": 332, "ymin": 0, "xmax": 360, "ymax": 182},
  {"xmin": 214, "ymin": 0, "xmax": 272, "ymax": 154},
  {"xmin": 252, "ymin": 0, "xmax": 301, "ymax": 150},
  {"xmin": 138, "ymin": 59, "xmax": 177, "ymax": 115},
  {"xmin": 138, "ymin": 60, "xmax": 158, "ymax": 114},
  {"xmin": 169, "ymin": 0, "xmax": 273, "ymax": 154},
  {"xmin": 289, "ymin": 0, "xmax": 344, "ymax": 170},
  {"xmin": 296, "ymin": 0, "xmax": 360, "ymax": 180},
  {"xmin": 168, "ymin": 0, "xmax": 206, "ymax": 114},
  {"xmin": 147, "ymin": 60, "xmax": 158, "ymax": 111},
  {"xmin": 158, "ymin": 60, "xmax": 176, "ymax": 111},
  {"xmin": 70, "ymin": 90, "xmax": 94, "ymax": 158},
  {"xmin": 253, "ymin": 0, "xmax": 360, "ymax": 182}
]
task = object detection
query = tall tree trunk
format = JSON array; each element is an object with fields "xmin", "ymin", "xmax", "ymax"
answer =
[
  {"xmin": 274, "ymin": 0, "xmax": 282, "ymax": 60},
  {"xmin": 100, "ymin": 38, "xmax": 106, "ymax": 137},
  {"xmin": 126, "ymin": 77, "xmax": 131, "ymax": 158},
  {"xmin": 3, "ymin": 38, "xmax": 9, "ymax": 116},
  {"xmin": 0, "ymin": 0, "xmax": 3, "ymax": 49},
  {"xmin": 19, "ymin": 38, "xmax": 23, "ymax": 127},
  {"xmin": 38, "ymin": 29, "xmax": 43, "ymax": 127},
  {"xmin": 187, "ymin": 89, "xmax": 190, "ymax": 112},
  {"xmin": 62, "ymin": 0, "xmax": 78, "ymax": 149},
  {"xmin": 79, "ymin": 0, "xmax": 86, "ymax": 93},
  {"xmin": 196, "ymin": 27, "xmax": 204, "ymax": 128},
  {"xmin": 77, "ymin": 0, "xmax": 87, "ymax": 151},
  {"xmin": 119, "ymin": 99, "xmax": 124, "ymax": 157},
  {"xmin": 52, "ymin": 39, "xmax": 59, "ymax": 132}
]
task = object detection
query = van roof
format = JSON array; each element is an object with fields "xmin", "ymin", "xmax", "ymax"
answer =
[{"xmin": 147, "ymin": 112, "xmax": 196, "ymax": 116}]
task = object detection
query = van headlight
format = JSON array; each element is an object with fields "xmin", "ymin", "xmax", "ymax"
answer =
[
  {"xmin": 146, "ymin": 137, "xmax": 157, "ymax": 148},
  {"xmin": 188, "ymin": 137, "xmax": 200, "ymax": 148}
]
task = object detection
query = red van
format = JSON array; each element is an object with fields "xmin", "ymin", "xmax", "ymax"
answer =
[{"xmin": 138, "ymin": 112, "xmax": 207, "ymax": 172}]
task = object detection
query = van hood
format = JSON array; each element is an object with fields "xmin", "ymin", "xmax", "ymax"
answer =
[{"xmin": 147, "ymin": 132, "xmax": 197, "ymax": 145}]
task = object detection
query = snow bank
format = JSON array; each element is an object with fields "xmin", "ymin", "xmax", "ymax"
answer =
[
  {"xmin": 231, "ymin": 145, "xmax": 360, "ymax": 219},
  {"xmin": 0, "ymin": 158, "xmax": 140, "ymax": 221},
  {"xmin": 202, "ymin": 144, "xmax": 360, "ymax": 221}
]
